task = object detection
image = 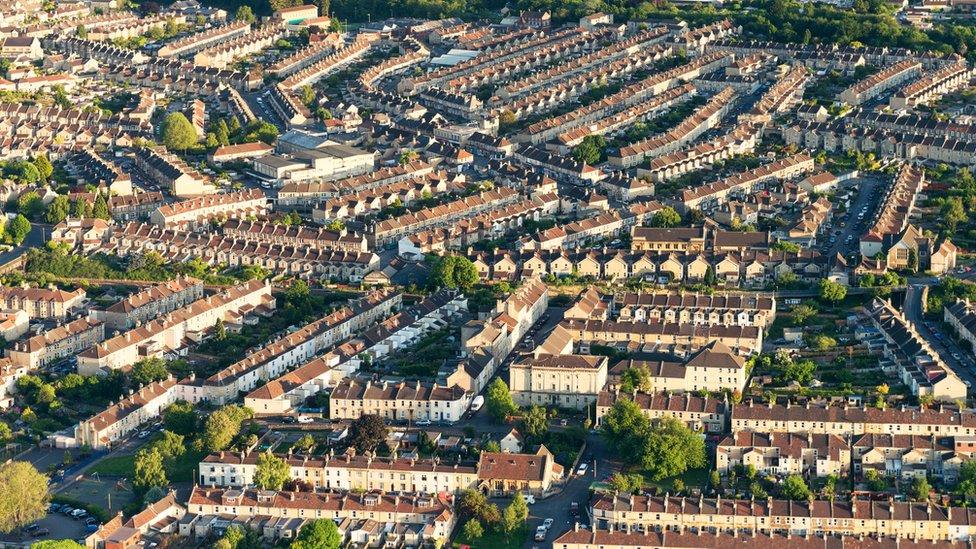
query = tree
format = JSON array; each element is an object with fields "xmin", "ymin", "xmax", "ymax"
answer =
[
  {"xmin": 161, "ymin": 112, "xmax": 198, "ymax": 151},
  {"xmin": 864, "ymin": 469, "xmax": 887, "ymax": 492},
  {"xmin": 771, "ymin": 240, "xmax": 801, "ymax": 253},
  {"xmin": 76, "ymin": 25, "xmax": 87, "ymax": 38},
  {"xmin": 0, "ymin": 461, "xmax": 48, "ymax": 533},
  {"xmin": 619, "ymin": 364, "xmax": 652, "ymax": 393},
  {"xmin": 461, "ymin": 519, "xmax": 484, "ymax": 541},
  {"xmin": 8, "ymin": 214, "xmax": 30, "ymax": 245},
  {"xmin": 130, "ymin": 357, "xmax": 168, "ymax": 386},
  {"xmin": 485, "ymin": 378, "xmax": 517, "ymax": 423},
  {"xmin": 45, "ymin": 196, "xmax": 70, "ymax": 224},
  {"xmin": 33, "ymin": 155, "xmax": 53, "ymax": 181},
  {"xmin": 639, "ymin": 417, "xmax": 707, "ymax": 481},
  {"xmin": 214, "ymin": 318, "xmax": 227, "ymax": 341},
  {"xmin": 154, "ymin": 430, "xmax": 185, "ymax": 462},
  {"xmin": 299, "ymin": 85, "xmax": 316, "ymax": 108},
  {"xmin": 71, "ymin": 198, "xmax": 90, "ymax": 219},
  {"xmin": 0, "ymin": 422, "xmax": 11, "ymax": 443},
  {"xmin": 163, "ymin": 400, "xmax": 197, "ymax": 436},
  {"xmin": 651, "ymin": 206, "xmax": 682, "ymax": 228},
  {"xmin": 294, "ymin": 434, "xmax": 315, "ymax": 452},
  {"xmin": 910, "ymin": 476, "xmax": 931, "ymax": 502},
  {"xmin": 347, "ymin": 414, "xmax": 388, "ymax": 453},
  {"xmin": 709, "ymin": 470, "xmax": 721, "ymax": 492},
  {"xmin": 782, "ymin": 474, "xmax": 811, "ymax": 501},
  {"xmin": 941, "ymin": 197, "xmax": 967, "ymax": 233},
  {"xmin": 92, "ymin": 193, "xmax": 110, "ymax": 220},
  {"xmin": 291, "ymin": 519, "xmax": 341, "ymax": 549},
  {"xmin": 235, "ymin": 5, "xmax": 255, "ymax": 22},
  {"xmin": 202, "ymin": 405, "xmax": 253, "ymax": 452},
  {"xmin": 501, "ymin": 493, "xmax": 529, "ymax": 533},
  {"xmin": 255, "ymin": 451, "xmax": 290, "ymax": 490},
  {"xmin": 17, "ymin": 191, "xmax": 44, "ymax": 219},
  {"xmin": 609, "ymin": 472, "xmax": 644, "ymax": 494},
  {"xmin": 809, "ymin": 334, "xmax": 837, "ymax": 351},
  {"xmin": 457, "ymin": 490, "xmax": 500, "ymax": 525},
  {"xmin": 571, "ymin": 135, "xmax": 606, "ymax": 165},
  {"xmin": 957, "ymin": 461, "xmax": 976, "ymax": 502},
  {"xmin": 791, "ymin": 304, "xmax": 817, "ymax": 325},
  {"xmin": 133, "ymin": 448, "xmax": 167, "ymax": 492},
  {"xmin": 31, "ymin": 541, "xmax": 85, "ymax": 549},
  {"xmin": 782, "ymin": 358, "xmax": 816, "ymax": 385},
  {"xmin": 216, "ymin": 119, "xmax": 230, "ymax": 146},
  {"xmin": 521, "ymin": 405, "xmax": 548, "ymax": 440},
  {"xmin": 819, "ymin": 279, "xmax": 847, "ymax": 303},
  {"xmin": 429, "ymin": 255, "xmax": 479, "ymax": 291}
]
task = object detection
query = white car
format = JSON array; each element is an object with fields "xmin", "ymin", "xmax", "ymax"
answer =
[
  {"xmin": 522, "ymin": 493, "xmax": 536, "ymax": 504},
  {"xmin": 543, "ymin": 518, "xmax": 554, "ymax": 529},
  {"xmin": 296, "ymin": 416, "xmax": 314, "ymax": 424},
  {"xmin": 415, "ymin": 419, "xmax": 432, "ymax": 426},
  {"xmin": 577, "ymin": 463, "xmax": 588, "ymax": 476}
]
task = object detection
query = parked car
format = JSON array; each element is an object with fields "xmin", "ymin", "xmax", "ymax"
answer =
[
  {"xmin": 577, "ymin": 463, "xmax": 589, "ymax": 476},
  {"xmin": 522, "ymin": 493, "xmax": 536, "ymax": 504},
  {"xmin": 543, "ymin": 518, "xmax": 554, "ymax": 529},
  {"xmin": 31, "ymin": 528, "xmax": 50, "ymax": 538},
  {"xmin": 534, "ymin": 526, "xmax": 548, "ymax": 541},
  {"xmin": 415, "ymin": 419, "xmax": 432, "ymax": 426}
]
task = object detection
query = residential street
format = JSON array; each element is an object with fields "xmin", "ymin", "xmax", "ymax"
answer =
[{"xmin": 905, "ymin": 281, "xmax": 976, "ymax": 387}]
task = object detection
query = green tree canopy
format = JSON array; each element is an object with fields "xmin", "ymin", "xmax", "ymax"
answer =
[
  {"xmin": 650, "ymin": 206, "xmax": 682, "ymax": 228},
  {"xmin": 346, "ymin": 414, "xmax": 388, "ymax": 453},
  {"xmin": 45, "ymin": 196, "xmax": 70, "ymax": 224},
  {"xmin": 130, "ymin": 357, "xmax": 168, "ymax": 386},
  {"xmin": 619, "ymin": 364, "xmax": 652, "ymax": 393},
  {"xmin": 133, "ymin": 447, "xmax": 167, "ymax": 492},
  {"xmin": 9, "ymin": 214, "xmax": 30, "ymax": 245},
  {"xmin": 235, "ymin": 5, "xmax": 256, "ymax": 22},
  {"xmin": 0, "ymin": 461, "xmax": 48, "ymax": 533},
  {"xmin": 572, "ymin": 135, "xmax": 606, "ymax": 165},
  {"xmin": 501, "ymin": 492, "xmax": 529, "ymax": 533},
  {"xmin": 818, "ymin": 279, "xmax": 847, "ymax": 303},
  {"xmin": 255, "ymin": 451, "xmax": 290, "ymax": 490},
  {"xmin": 31, "ymin": 541, "xmax": 85, "ymax": 549},
  {"xmin": 601, "ymin": 400, "xmax": 706, "ymax": 481},
  {"xmin": 485, "ymin": 378, "xmax": 518, "ymax": 423},
  {"xmin": 291, "ymin": 518, "xmax": 342, "ymax": 549},
  {"xmin": 203, "ymin": 405, "xmax": 253, "ymax": 452},
  {"xmin": 782, "ymin": 474, "xmax": 811, "ymax": 501},
  {"xmin": 163, "ymin": 400, "xmax": 197, "ymax": 436},
  {"xmin": 161, "ymin": 112, "xmax": 198, "ymax": 151}
]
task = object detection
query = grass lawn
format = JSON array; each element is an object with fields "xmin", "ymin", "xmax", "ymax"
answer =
[
  {"xmin": 455, "ymin": 525, "xmax": 529, "ymax": 549},
  {"xmin": 88, "ymin": 454, "xmax": 136, "ymax": 476},
  {"xmin": 643, "ymin": 467, "xmax": 711, "ymax": 493},
  {"xmin": 87, "ymin": 447, "xmax": 204, "ymax": 483}
]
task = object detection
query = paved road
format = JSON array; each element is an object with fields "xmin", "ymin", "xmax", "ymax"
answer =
[
  {"xmin": 0, "ymin": 223, "xmax": 48, "ymax": 267},
  {"xmin": 522, "ymin": 432, "xmax": 614, "ymax": 548},
  {"xmin": 821, "ymin": 176, "xmax": 885, "ymax": 261},
  {"xmin": 905, "ymin": 281, "xmax": 976, "ymax": 386}
]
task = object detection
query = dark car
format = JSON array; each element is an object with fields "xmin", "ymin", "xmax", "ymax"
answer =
[{"xmin": 31, "ymin": 528, "xmax": 50, "ymax": 537}]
